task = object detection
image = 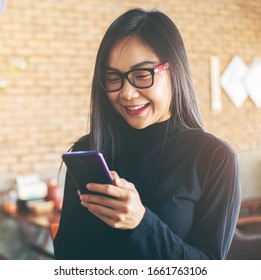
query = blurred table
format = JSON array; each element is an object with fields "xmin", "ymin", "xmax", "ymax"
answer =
[
  {"xmin": 2, "ymin": 206, "xmax": 60, "ymax": 259},
  {"xmin": 237, "ymin": 198, "xmax": 261, "ymax": 234},
  {"xmin": 237, "ymin": 215, "xmax": 261, "ymax": 225},
  {"xmin": 240, "ymin": 198, "xmax": 261, "ymax": 215}
]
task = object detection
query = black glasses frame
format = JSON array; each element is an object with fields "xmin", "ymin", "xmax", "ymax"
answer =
[{"xmin": 99, "ymin": 62, "xmax": 169, "ymax": 93}]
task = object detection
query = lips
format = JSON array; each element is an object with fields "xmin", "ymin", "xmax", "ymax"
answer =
[{"xmin": 125, "ymin": 103, "xmax": 150, "ymax": 115}]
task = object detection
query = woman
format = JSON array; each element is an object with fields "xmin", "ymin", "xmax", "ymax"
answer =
[{"xmin": 54, "ymin": 8, "xmax": 241, "ymax": 259}]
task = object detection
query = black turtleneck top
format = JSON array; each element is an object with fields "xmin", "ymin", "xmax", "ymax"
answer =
[{"xmin": 54, "ymin": 118, "xmax": 241, "ymax": 260}]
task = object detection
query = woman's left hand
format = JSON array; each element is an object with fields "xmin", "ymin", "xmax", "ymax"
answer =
[{"xmin": 79, "ymin": 171, "xmax": 146, "ymax": 230}]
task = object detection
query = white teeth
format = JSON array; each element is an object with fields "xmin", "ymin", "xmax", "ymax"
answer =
[{"xmin": 127, "ymin": 104, "xmax": 146, "ymax": 111}]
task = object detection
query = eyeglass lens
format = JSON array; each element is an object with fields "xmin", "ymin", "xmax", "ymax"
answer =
[{"xmin": 102, "ymin": 69, "xmax": 153, "ymax": 92}]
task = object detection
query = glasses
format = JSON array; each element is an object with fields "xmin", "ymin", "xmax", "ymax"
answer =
[{"xmin": 99, "ymin": 62, "xmax": 169, "ymax": 92}]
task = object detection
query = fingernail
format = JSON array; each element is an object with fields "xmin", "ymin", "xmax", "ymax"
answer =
[
  {"xmin": 81, "ymin": 201, "xmax": 89, "ymax": 208},
  {"xmin": 115, "ymin": 178, "xmax": 121, "ymax": 185}
]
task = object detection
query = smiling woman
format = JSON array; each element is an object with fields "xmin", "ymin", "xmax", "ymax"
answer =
[{"xmin": 54, "ymin": 8, "xmax": 241, "ymax": 260}]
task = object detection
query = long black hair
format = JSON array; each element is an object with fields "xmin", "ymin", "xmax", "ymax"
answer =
[{"xmin": 89, "ymin": 8, "xmax": 203, "ymax": 164}]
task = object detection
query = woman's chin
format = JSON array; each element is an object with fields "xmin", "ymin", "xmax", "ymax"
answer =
[{"xmin": 125, "ymin": 118, "xmax": 150, "ymax": 130}]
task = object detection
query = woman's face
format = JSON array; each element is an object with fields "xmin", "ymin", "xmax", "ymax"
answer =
[{"xmin": 106, "ymin": 36, "xmax": 172, "ymax": 129}]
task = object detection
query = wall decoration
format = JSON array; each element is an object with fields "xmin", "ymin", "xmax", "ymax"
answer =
[
  {"xmin": 213, "ymin": 55, "xmax": 261, "ymax": 110},
  {"xmin": 220, "ymin": 55, "xmax": 248, "ymax": 109},
  {"xmin": 243, "ymin": 57, "xmax": 261, "ymax": 108},
  {"xmin": 210, "ymin": 56, "xmax": 222, "ymax": 111}
]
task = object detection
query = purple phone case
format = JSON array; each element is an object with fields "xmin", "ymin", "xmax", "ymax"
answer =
[{"xmin": 62, "ymin": 151, "xmax": 114, "ymax": 194}]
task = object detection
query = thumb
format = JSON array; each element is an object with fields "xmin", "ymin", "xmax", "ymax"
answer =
[{"xmin": 110, "ymin": 170, "xmax": 121, "ymax": 185}]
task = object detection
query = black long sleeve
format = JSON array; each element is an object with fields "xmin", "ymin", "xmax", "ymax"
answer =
[{"xmin": 54, "ymin": 119, "xmax": 241, "ymax": 259}]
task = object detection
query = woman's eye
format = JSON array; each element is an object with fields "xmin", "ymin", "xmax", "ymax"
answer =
[
  {"xmin": 134, "ymin": 71, "xmax": 151, "ymax": 80},
  {"xmin": 106, "ymin": 74, "xmax": 121, "ymax": 83},
  {"xmin": 136, "ymin": 74, "xmax": 150, "ymax": 79}
]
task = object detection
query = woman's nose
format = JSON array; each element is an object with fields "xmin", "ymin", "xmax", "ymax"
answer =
[{"xmin": 120, "ymin": 80, "xmax": 140, "ymax": 100}]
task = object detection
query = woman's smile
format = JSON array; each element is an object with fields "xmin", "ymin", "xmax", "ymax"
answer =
[{"xmin": 124, "ymin": 103, "xmax": 150, "ymax": 115}]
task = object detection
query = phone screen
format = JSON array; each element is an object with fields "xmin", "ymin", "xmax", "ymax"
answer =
[{"xmin": 62, "ymin": 151, "xmax": 114, "ymax": 194}]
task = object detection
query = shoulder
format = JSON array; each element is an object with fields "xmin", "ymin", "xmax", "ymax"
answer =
[
  {"xmin": 71, "ymin": 134, "xmax": 90, "ymax": 152},
  {"xmin": 180, "ymin": 129, "xmax": 237, "ymax": 157}
]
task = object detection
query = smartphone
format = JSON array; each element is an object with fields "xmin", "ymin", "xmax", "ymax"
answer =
[{"xmin": 62, "ymin": 151, "xmax": 114, "ymax": 194}]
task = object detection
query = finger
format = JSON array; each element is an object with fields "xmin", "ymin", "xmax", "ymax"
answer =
[
  {"xmin": 80, "ymin": 200, "xmax": 90, "ymax": 209},
  {"xmin": 83, "ymin": 194, "xmax": 120, "ymax": 209},
  {"xmin": 87, "ymin": 183, "xmax": 122, "ymax": 198},
  {"xmin": 114, "ymin": 178, "xmax": 136, "ymax": 191},
  {"xmin": 88, "ymin": 203, "xmax": 127, "ymax": 228},
  {"xmin": 88, "ymin": 202, "xmax": 116, "ymax": 218},
  {"xmin": 110, "ymin": 170, "xmax": 120, "ymax": 185},
  {"xmin": 88, "ymin": 206, "xmax": 133, "ymax": 229},
  {"xmin": 109, "ymin": 171, "xmax": 132, "ymax": 190}
]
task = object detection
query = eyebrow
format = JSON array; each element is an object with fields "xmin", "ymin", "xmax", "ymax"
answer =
[
  {"xmin": 130, "ymin": 60, "xmax": 158, "ymax": 69},
  {"xmin": 106, "ymin": 60, "xmax": 158, "ymax": 72}
]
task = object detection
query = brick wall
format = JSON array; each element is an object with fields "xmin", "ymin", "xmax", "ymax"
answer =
[{"xmin": 0, "ymin": 0, "xmax": 261, "ymax": 177}]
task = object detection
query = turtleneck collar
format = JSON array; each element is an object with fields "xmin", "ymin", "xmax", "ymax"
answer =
[{"xmin": 123, "ymin": 117, "xmax": 177, "ymax": 142}]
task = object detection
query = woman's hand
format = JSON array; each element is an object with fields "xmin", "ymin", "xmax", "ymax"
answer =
[{"xmin": 78, "ymin": 171, "xmax": 145, "ymax": 230}]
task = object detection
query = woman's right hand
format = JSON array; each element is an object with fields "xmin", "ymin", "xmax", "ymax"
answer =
[{"xmin": 79, "ymin": 171, "xmax": 146, "ymax": 230}]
